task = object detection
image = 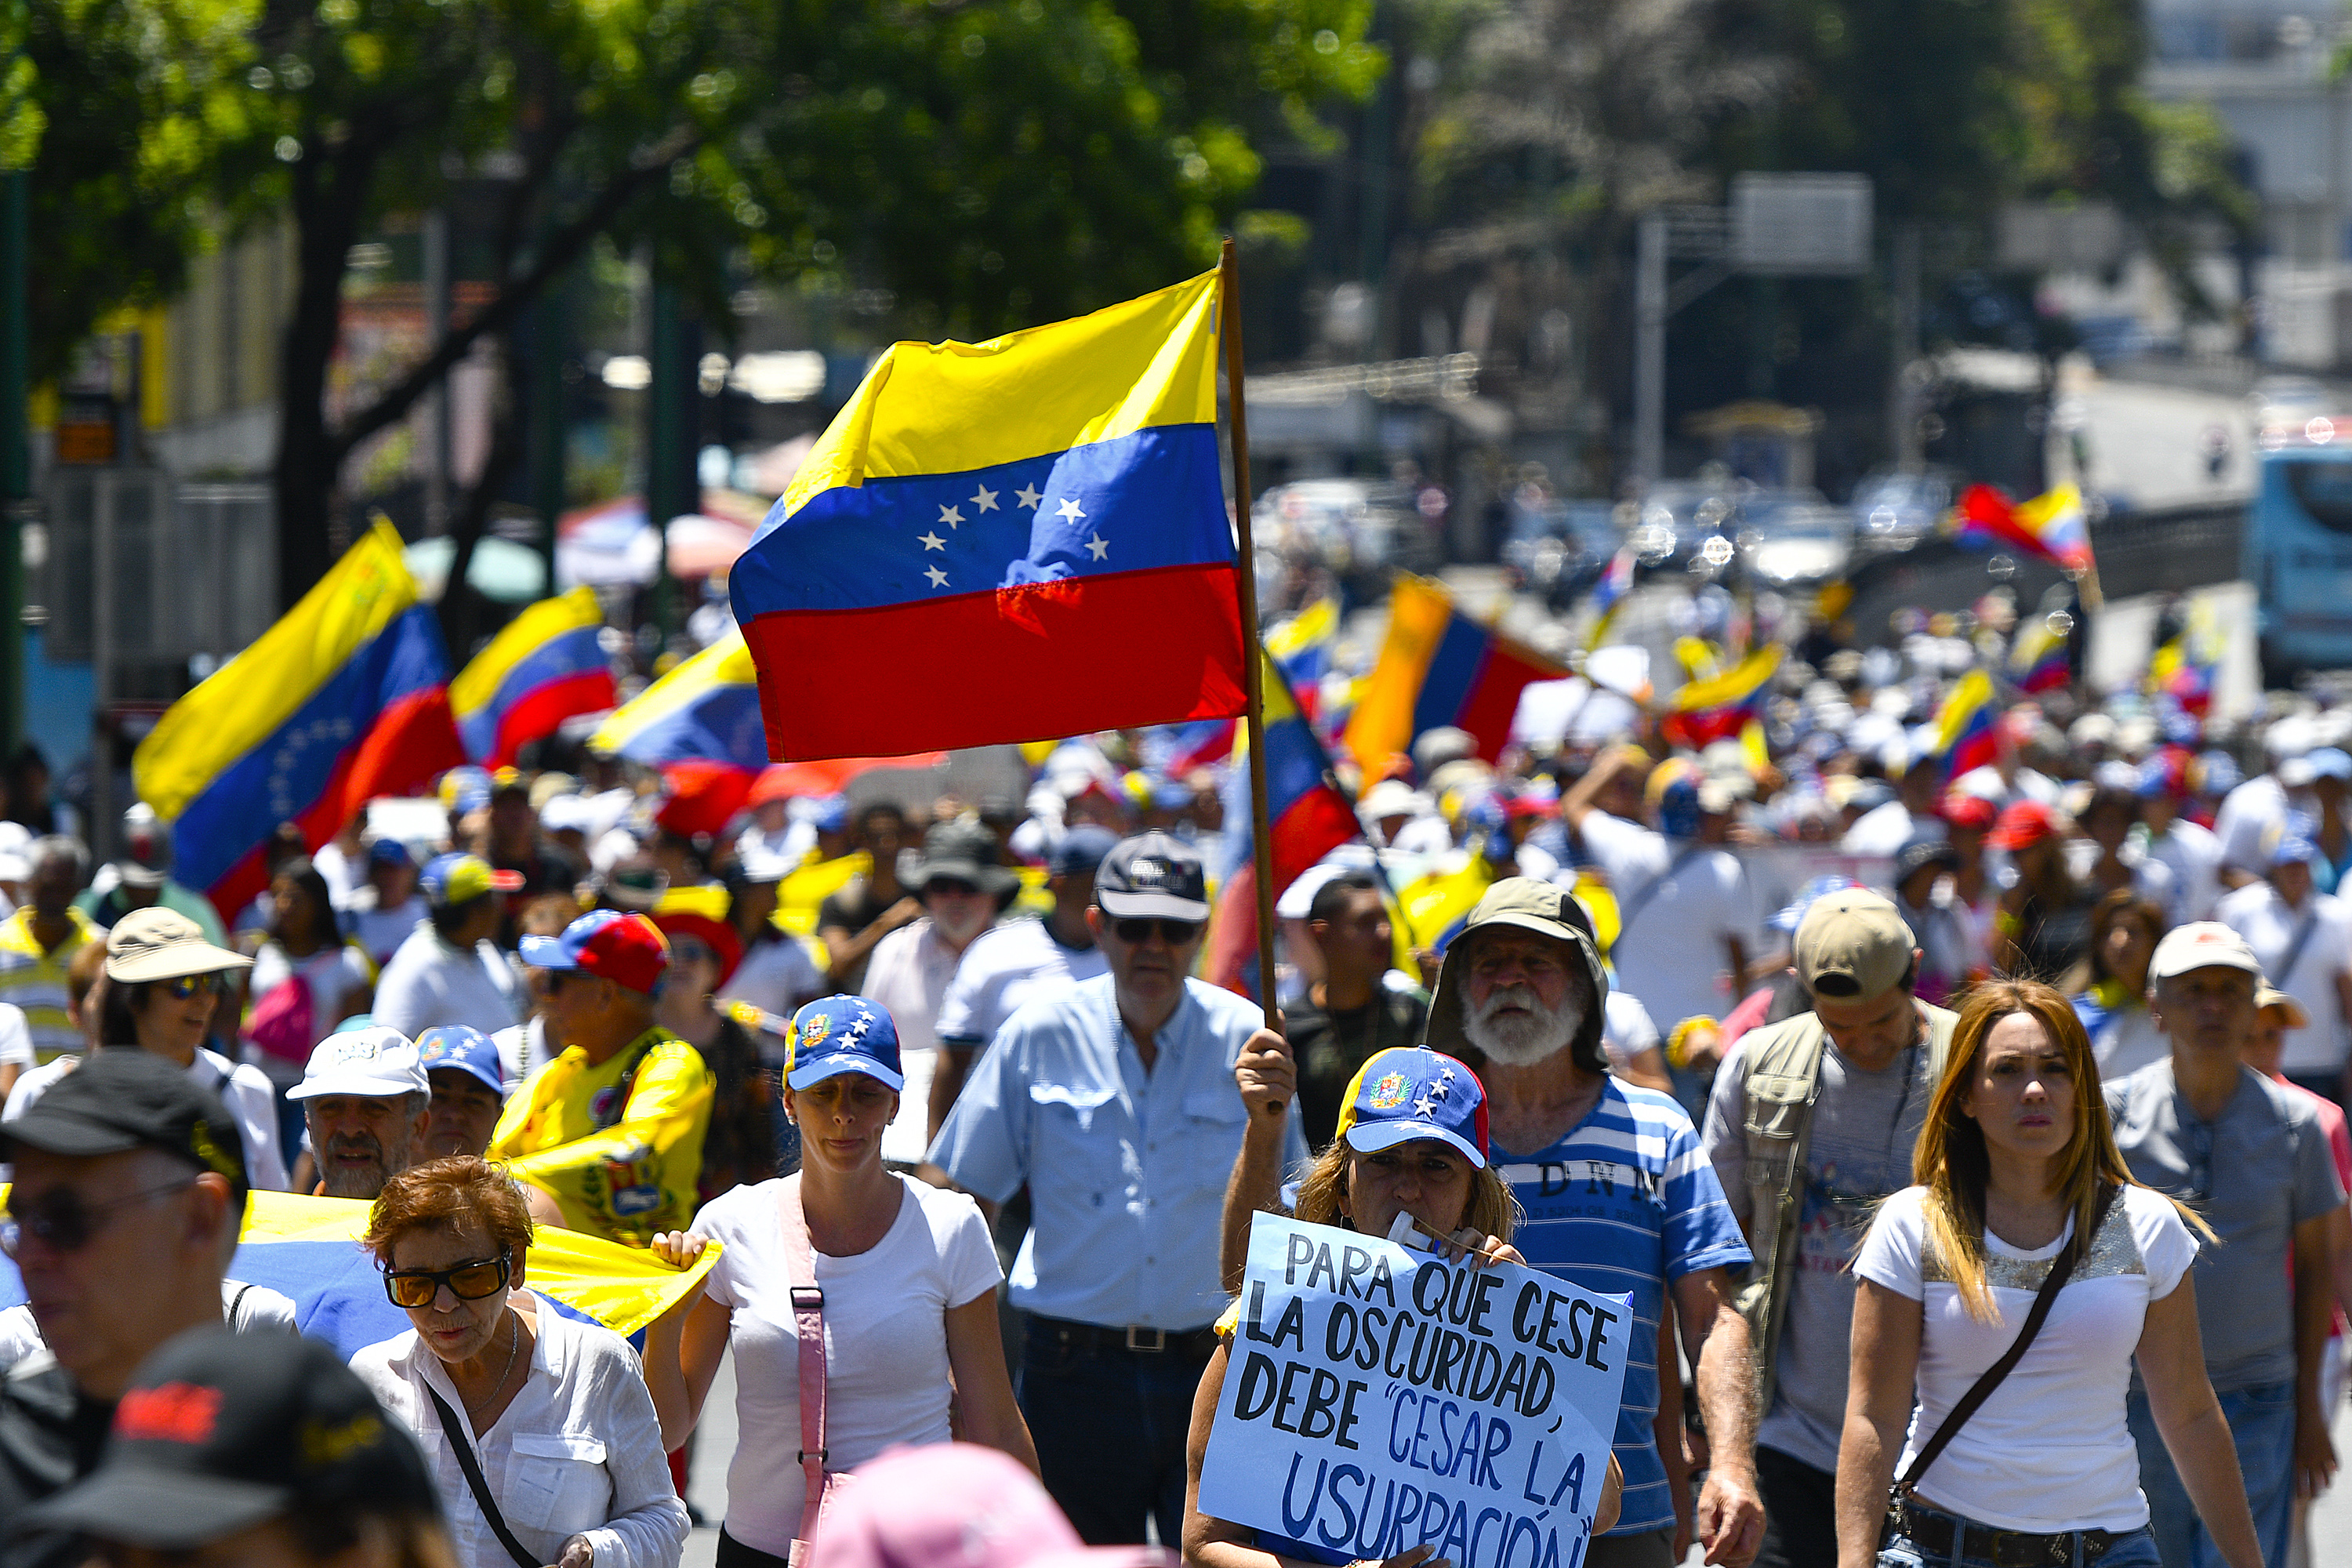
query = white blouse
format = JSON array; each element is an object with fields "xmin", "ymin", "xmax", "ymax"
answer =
[{"xmin": 351, "ymin": 1291, "xmax": 690, "ymax": 1568}]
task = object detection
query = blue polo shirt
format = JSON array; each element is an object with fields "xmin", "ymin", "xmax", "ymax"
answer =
[
  {"xmin": 1496, "ymin": 1079, "xmax": 1751, "ymax": 1538},
  {"xmin": 927, "ymin": 972, "xmax": 1307, "ymax": 1331}
]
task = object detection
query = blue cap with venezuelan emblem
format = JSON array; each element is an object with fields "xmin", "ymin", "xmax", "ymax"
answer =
[
  {"xmin": 786, "ymin": 995, "xmax": 905, "ymax": 1092},
  {"xmin": 1334, "ymin": 1047, "xmax": 1489, "ymax": 1169},
  {"xmin": 416, "ymin": 1025, "xmax": 504, "ymax": 1096}
]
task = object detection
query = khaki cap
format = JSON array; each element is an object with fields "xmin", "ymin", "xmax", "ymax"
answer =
[
  {"xmin": 2147, "ymin": 921, "xmax": 2262, "ymax": 982},
  {"xmin": 1792, "ymin": 889, "xmax": 1915, "ymax": 1001},
  {"xmin": 2256, "ymin": 985, "xmax": 2310, "ymax": 1029},
  {"xmin": 1426, "ymin": 877, "xmax": 1610, "ymax": 1073},
  {"xmin": 104, "ymin": 907, "xmax": 252, "ymax": 984}
]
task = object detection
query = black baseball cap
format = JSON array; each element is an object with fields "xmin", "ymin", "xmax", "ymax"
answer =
[
  {"xmin": 1093, "ymin": 831, "xmax": 1209, "ymax": 921},
  {"xmin": 23, "ymin": 1326, "xmax": 440, "ymax": 1548},
  {"xmin": 0, "ymin": 1048, "xmax": 247, "ymax": 1203}
]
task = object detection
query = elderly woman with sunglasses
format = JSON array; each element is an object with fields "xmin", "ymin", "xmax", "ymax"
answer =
[
  {"xmin": 351, "ymin": 1155, "xmax": 691, "ymax": 1568},
  {"xmin": 0, "ymin": 907, "xmax": 289, "ymax": 1192}
]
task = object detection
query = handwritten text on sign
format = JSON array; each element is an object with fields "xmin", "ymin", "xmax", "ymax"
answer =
[{"xmin": 1197, "ymin": 1213, "xmax": 1629, "ymax": 1568}]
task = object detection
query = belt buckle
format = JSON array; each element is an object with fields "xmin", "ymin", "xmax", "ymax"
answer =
[{"xmin": 1124, "ymin": 1326, "xmax": 1167, "ymax": 1352}]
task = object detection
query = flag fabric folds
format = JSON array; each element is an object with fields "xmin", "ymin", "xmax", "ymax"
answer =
[
  {"xmin": 2008, "ymin": 614, "xmax": 2072, "ymax": 695},
  {"xmin": 1343, "ymin": 575, "xmax": 1568, "ymax": 780},
  {"xmin": 1953, "ymin": 483, "xmax": 2095, "ymax": 575},
  {"xmin": 1661, "ymin": 645, "xmax": 1783, "ymax": 751},
  {"xmin": 1256, "ymin": 648, "xmax": 1363, "ymax": 898},
  {"xmin": 1265, "ymin": 596, "xmax": 1340, "ymax": 707},
  {"xmin": 1929, "ymin": 669, "xmax": 1999, "ymax": 779},
  {"xmin": 132, "ymin": 521, "xmax": 465, "ymax": 922},
  {"xmin": 1588, "ymin": 546, "xmax": 1637, "ymax": 645},
  {"xmin": 2149, "ymin": 606, "xmax": 2222, "ymax": 717},
  {"xmin": 450, "ymin": 586, "xmax": 617, "ymax": 767},
  {"xmin": 729, "ymin": 270, "xmax": 1247, "ymax": 760},
  {"xmin": 589, "ymin": 631, "xmax": 768, "ymax": 769},
  {"xmin": 0, "ymin": 1189, "xmax": 720, "ymax": 1359}
]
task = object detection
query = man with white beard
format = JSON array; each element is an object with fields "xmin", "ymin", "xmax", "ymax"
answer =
[{"xmin": 1224, "ymin": 879, "xmax": 1766, "ymax": 1568}]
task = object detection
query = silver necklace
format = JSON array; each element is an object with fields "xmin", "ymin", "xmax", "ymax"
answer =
[{"xmin": 464, "ymin": 1313, "xmax": 522, "ymax": 1415}]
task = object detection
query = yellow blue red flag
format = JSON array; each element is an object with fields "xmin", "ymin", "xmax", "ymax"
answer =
[
  {"xmin": 132, "ymin": 520, "xmax": 465, "ymax": 922},
  {"xmin": 1342, "ymin": 575, "xmax": 1566, "ymax": 784},
  {"xmin": 589, "ymin": 631, "xmax": 767, "ymax": 768},
  {"xmin": 451, "ymin": 586, "xmax": 616, "ymax": 766},
  {"xmin": 0, "ymin": 1189, "xmax": 718, "ymax": 1359},
  {"xmin": 728, "ymin": 271, "xmax": 1247, "ymax": 760}
]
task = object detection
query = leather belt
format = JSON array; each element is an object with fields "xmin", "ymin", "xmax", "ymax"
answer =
[
  {"xmin": 1032, "ymin": 1315, "xmax": 1219, "ymax": 1360},
  {"xmin": 1894, "ymin": 1499, "xmax": 2121, "ymax": 1568}
]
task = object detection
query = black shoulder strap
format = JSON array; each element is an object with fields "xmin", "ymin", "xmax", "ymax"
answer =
[
  {"xmin": 1896, "ymin": 1183, "xmax": 2119, "ymax": 1496},
  {"xmin": 423, "ymin": 1381, "xmax": 540, "ymax": 1568}
]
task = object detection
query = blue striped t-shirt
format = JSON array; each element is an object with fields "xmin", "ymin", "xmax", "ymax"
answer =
[{"xmin": 1497, "ymin": 1079, "xmax": 1751, "ymax": 1538}]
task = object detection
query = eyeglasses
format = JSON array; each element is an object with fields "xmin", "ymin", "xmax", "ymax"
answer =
[
  {"xmin": 924, "ymin": 878, "xmax": 982, "ymax": 899},
  {"xmin": 162, "ymin": 972, "xmax": 232, "ymax": 1000},
  {"xmin": 1112, "ymin": 917, "xmax": 1203, "ymax": 946},
  {"xmin": 1, "ymin": 1179, "xmax": 196, "ymax": 1258},
  {"xmin": 383, "ymin": 1253, "xmax": 511, "ymax": 1309}
]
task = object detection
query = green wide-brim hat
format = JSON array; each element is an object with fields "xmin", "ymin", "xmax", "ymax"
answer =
[{"xmin": 1427, "ymin": 877, "xmax": 1612, "ymax": 1076}]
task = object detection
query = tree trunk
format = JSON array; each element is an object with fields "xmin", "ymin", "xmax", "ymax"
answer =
[
  {"xmin": 273, "ymin": 146, "xmax": 376, "ymax": 609},
  {"xmin": 435, "ymin": 338, "xmax": 525, "ymax": 663}
]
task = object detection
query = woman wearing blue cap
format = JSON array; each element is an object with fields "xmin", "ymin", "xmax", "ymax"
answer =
[
  {"xmin": 646, "ymin": 994, "xmax": 1036, "ymax": 1567},
  {"xmin": 1180, "ymin": 1046, "xmax": 1621, "ymax": 1568}
]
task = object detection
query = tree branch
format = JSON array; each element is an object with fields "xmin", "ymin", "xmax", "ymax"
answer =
[{"xmin": 325, "ymin": 119, "xmax": 703, "ymax": 466}]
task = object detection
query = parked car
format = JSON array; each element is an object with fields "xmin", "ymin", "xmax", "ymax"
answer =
[
  {"xmin": 1740, "ymin": 496, "xmax": 1855, "ymax": 587},
  {"xmin": 1254, "ymin": 477, "xmax": 1443, "ymax": 604}
]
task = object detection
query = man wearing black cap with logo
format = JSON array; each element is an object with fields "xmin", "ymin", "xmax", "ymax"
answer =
[
  {"xmin": 0, "ymin": 1049, "xmax": 250, "ymax": 1568},
  {"xmin": 927, "ymin": 830, "xmax": 1302, "ymax": 1547},
  {"xmin": 21, "ymin": 1326, "xmax": 448, "ymax": 1567},
  {"xmin": 1700, "ymin": 887, "xmax": 1956, "ymax": 1568}
]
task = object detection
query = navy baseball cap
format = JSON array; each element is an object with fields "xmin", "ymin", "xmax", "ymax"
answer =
[
  {"xmin": 366, "ymin": 837, "xmax": 412, "ymax": 870},
  {"xmin": 1335, "ymin": 1047, "xmax": 1490, "ymax": 1169},
  {"xmin": 416, "ymin": 1025, "xmax": 503, "ymax": 1095},
  {"xmin": 786, "ymin": 996, "xmax": 904, "ymax": 1091},
  {"xmin": 1094, "ymin": 831, "xmax": 1208, "ymax": 920},
  {"xmin": 1049, "ymin": 825, "xmax": 1119, "ymax": 878}
]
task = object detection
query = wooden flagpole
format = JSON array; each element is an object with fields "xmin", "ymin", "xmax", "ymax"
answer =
[{"xmin": 1219, "ymin": 236, "xmax": 1280, "ymax": 1034}]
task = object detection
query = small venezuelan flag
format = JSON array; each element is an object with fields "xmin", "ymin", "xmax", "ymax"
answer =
[
  {"xmin": 729, "ymin": 271, "xmax": 1247, "ymax": 760},
  {"xmin": 1588, "ymin": 545, "xmax": 1637, "ymax": 645},
  {"xmin": 590, "ymin": 630, "xmax": 768, "ymax": 769},
  {"xmin": 1265, "ymin": 596, "xmax": 1341, "ymax": 706},
  {"xmin": 0, "ymin": 1189, "xmax": 719, "ymax": 1359},
  {"xmin": 1343, "ymin": 575, "xmax": 1566, "ymax": 782},
  {"xmin": 2008, "ymin": 614, "xmax": 2072, "ymax": 695},
  {"xmin": 1953, "ymin": 484, "xmax": 2095, "ymax": 575},
  {"xmin": 1661, "ymin": 645, "xmax": 1782, "ymax": 751},
  {"xmin": 132, "ymin": 520, "xmax": 465, "ymax": 922},
  {"xmin": 450, "ymin": 586, "xmax": 617, "ymax": 767},
  {"xmin": 1929, "ymin": 669, "xmax": 2000, "ymax": 779}
]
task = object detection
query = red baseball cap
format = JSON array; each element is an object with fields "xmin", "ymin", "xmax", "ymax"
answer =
[
  {"xmin": 517, "ymin": 910, "xmax": 671, "ymax": 995},
  {"xmin": 1984, "ymin": 800, "xmax": 2060, "ymax": 851},
  {"xmin": 1939, "ymin": 793, "xmax": 1998, "ymax": 833}
]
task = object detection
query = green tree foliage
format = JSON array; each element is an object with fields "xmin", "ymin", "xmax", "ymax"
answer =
[{"xmin": 21, "ymin": 0, "xmax": 1381, "ymax": 605}]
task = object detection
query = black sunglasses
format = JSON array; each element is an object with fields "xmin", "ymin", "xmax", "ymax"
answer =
[
  {"xmin": 924, "ymin": 878, "xmax": 983, "ymax": 899},
  {"xmin": 1112, "ymin": 917, "xmax": 1203, "ymax": 946},
  {"xmin": 1, "ymin": 1179, "xmax": 196, "ymax": 1258},
  {"xmin": 383, "ymin": 1253, "xmax": 512, "ymax": 1310},
  {"xmin": 162, "ymin": 971, "xmax": 233, "ymax": 1000}
]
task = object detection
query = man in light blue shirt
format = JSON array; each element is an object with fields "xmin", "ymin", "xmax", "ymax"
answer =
[{"xmin": 928, "ymin": 831, "xmax": 1301, "ymax": 1545}]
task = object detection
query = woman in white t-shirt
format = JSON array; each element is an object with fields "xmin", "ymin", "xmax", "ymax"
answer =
[
  {"xmin": 1837, "ymin": 980, "xmax": 2259, "ymax": 1568},
  {"xmin": 244, "ymin": 858, "xmax": 377, "ymax": 1091},
  {"xmin": 648, "ymin": 994, "xmax": 1035, "ymax": 1567}
]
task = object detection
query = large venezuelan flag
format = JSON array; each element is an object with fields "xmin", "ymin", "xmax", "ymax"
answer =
[
  {"xmin": 0, "ymin": 1189, "xmax": 718, "ymax": 1359},
  {"xmin": 730, "ymin": 271, "xmax": 1247, "ymax": 760},
  {"xmin": 589, "ymin": 630, "xmax": 768, "ymax": 769},
  {"xmin": 451, "ymin": 586, "xmax": 617, "ymax": 766},
  {"xmin": 1342, "ymin": 575, "xmax": 1566, "ymax": 782},
  {"xmin": 133, "ymin": 521, "xmax": 466, "ymax": 922},
  {"xmin": 1661, "ymin": 644, "xmax": 1782, "ymax": 751}
]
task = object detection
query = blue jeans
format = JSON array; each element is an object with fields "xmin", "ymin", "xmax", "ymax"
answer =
[
  {"xmin": 2126, "ymin": 1380, "xmax": 2296, "ymax": 1568},
  {"xmin": 1881, "ymin": 1507, "xmax": 2161, "ymax": 1568},
  {"xmin": 1017, "ymin": 1318, "xmax": 1208, "ymax": 1545}
]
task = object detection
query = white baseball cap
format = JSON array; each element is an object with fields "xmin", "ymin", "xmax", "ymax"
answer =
[
  {"xmin": 2147, "ymin": 921, "xmax": 2263, "ymax": 982},
  {"xmin": 285, "ymin": 1026, "xmax": 429, "ymax": 1102}
]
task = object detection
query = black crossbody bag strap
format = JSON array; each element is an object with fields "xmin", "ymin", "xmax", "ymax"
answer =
[
  {"xmin": 423, "ymin": 1382, "xmax": 541, "ymax": 1568},
  {"xmin": 1894, "ymin": 1182, "xmax": 2118, "ymax": 1498}
]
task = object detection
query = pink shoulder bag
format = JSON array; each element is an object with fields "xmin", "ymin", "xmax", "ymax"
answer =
[{"xmin": 779, "ymin": 1175, "xmax": 851, "ymax": 1564}]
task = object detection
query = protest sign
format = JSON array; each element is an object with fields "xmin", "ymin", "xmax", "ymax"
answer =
[{"xmin": 1198, "ymin": 1212, "xmax": 1629, "ymax": 1568}]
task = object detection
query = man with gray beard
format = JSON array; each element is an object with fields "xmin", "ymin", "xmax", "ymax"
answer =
[
  {"xmin": 1225, "ymin": 879, "xmax": 1765, "ymax": 1568},
  {"xmin": 285, "ymin": 1025, "xmax": 428, "ymax": 1199}
]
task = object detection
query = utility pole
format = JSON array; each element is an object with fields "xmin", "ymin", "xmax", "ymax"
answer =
[
  {"xmin": 1889, "ymin": 221, "xmax": 1922, "ymax": 469},
  {"xmin": 422, "ymin": 208, "xmax": 451, "ymax": 535},
  {"xmin": 1634, "ymin": 210, "xmax": 1667, "ymax": 487},
  {"xmin": 644, "ymin": 277, "xmax": 693, "ymax": 642}
]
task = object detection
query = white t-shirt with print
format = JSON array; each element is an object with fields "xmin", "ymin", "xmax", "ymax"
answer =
[
  {"xmin": 1853, "ymin": 1184, "xmax": 2198, "ymax": 1534},
  {"xmin": 694, "ymin": 1174, "xmax": 1002, "ymax": 1558}
]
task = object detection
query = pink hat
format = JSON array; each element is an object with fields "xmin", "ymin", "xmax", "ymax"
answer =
[{"xmin": 808, "ymin": 1445, "xmax": 1173, "ymax": 1568}]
